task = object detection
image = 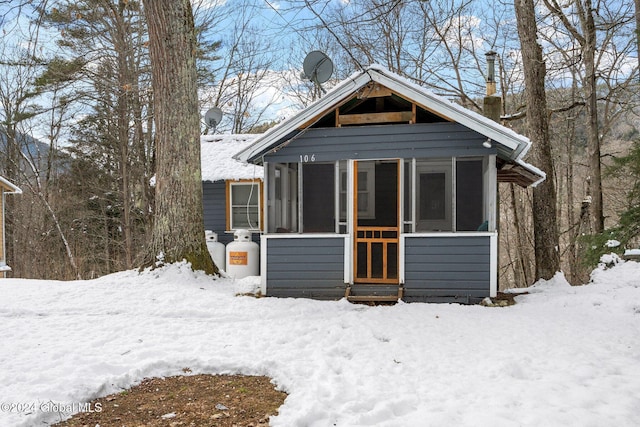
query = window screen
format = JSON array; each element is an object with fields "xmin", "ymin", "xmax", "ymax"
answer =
[
  {"xmin": 456, "ymin": 160, "xmax": 484, "ymax": 231},
  {"xmin": 302, "ymin": 163, "xmax": 335, "ymax": 232}
]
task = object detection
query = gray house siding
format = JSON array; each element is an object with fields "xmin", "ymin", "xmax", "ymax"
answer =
[
  {"xmin": 265, "ymin": 237, "xmax": 345, "ymax": 299},
  {"xmin": 404, "ymin": 235, "xmax": 491, "ymax": 303},
  {"xmin": 202, "ymin": 181, "xmax": 233, "ymax": 245},
  {"xmin": 263, "ymin": 123, "xmax": 495, "ymax": 163},
  {"xmin": 202, "ymin": 180, "xmax": 262, "ymax": 246}
]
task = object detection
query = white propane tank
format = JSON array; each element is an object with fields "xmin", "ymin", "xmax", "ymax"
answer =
[
  {"xmin": 205, "ymin": 230, "xmax": 226, "ymax": 271},
  {"xmin": 225, "ymin": 229, "xmax": 259, "ymax": 279}
]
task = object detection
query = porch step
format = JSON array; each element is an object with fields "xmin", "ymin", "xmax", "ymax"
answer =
[{"xmin": 345, "ymin": 285, "xmax": 404, "ymax": 303}]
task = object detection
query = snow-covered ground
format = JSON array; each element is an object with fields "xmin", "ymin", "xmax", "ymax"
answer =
[{"xmin": 1, "ymin": 260, "xmax": 639, "ymax": 427}]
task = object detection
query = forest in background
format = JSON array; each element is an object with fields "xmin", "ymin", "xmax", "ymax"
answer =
[{"xmin": 0, "ymin": 0, "xmax": 639, "ymax": 287}]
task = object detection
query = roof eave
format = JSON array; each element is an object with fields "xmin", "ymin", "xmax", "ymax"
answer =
[
  {"xmin": 0, "ymin": 176, "xmax": 22, "ymax": 194},
  {"xmin": 498, "ymin": 158, "xmax": 546, "ymax": 188},
  {"xmin": 368, "ymin": 70, "xmax": 530, "ymax": 161},
  {"xmin": 235, "ymin": 66, "xmax": 535, "ymax": 167},
  {"xmin": 234, "ymin": 71, "xmax": 372, "ymax": 163}
]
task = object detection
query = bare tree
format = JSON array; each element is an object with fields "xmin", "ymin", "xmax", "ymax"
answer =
[
  {"xmin": 199, "ymin": 3, "xmax": 281, "ymax": 134},
  {"xmin": 635, "ymin": 0, "xmax": 640, "ymax": 73},
  {"xmin": 0, "ymin": 7, "xmax": 85, "ymax": 279},
  {"xmin": 142, "ymin": 0, "xmax": 215, "ymax": 273},
  {"xmin": 514, "ymin": 0, "xmax": 561, "ymax": 280},
  {"xmin": 38, "ymin": 0, "xmax": 154, "ymax": 271},
  {"xmin": 540, "ymin": 0, "xmax": 637, "ymax": 234}
]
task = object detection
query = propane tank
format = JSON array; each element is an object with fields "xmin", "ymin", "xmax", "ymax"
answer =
[
  {"xmin": 225, "ymin": 229, "xmax": 259, "ymax": 279},
  {"xmin": 205, "ymin": 230, "xmax": 226, "ymax": 271}
]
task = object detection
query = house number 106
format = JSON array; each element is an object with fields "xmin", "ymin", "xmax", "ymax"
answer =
[{"xmin": 300, "ymin": 154, "xmax": 316, "ymax": 162}]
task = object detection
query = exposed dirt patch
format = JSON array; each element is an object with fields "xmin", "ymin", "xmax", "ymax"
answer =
[
  {"xmin": 494, "ymin": 291, "xmax": 529, "ymax": 306},
  {"xmin": 52, "ymin": 374, "xmax": 287, "ymax": 427}
]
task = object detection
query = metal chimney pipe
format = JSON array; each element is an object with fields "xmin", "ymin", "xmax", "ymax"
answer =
[{"xmin": 485, "ymin": 50, "xmax": 497, "ymax": 96}]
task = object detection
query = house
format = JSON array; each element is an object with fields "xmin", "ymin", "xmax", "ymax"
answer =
[
  {"xmin": 232, "ymin": 65, "xmax": 544, "ymax": 303},
  {"xmin": 201, "ymin": 134, "xmax": 263, "ymax": 246},
  {"xmin": 0, "ymin": 176, "xmax": 22, "ymax": 276}
]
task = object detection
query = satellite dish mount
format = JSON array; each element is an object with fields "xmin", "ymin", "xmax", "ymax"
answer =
[
  {"xmin": 302, "ymin": 50, "xmax": 333, "ymax": 94},
  {"xmin": 204, "ymin": 107, "xmax": 223, "ymax": 133}
]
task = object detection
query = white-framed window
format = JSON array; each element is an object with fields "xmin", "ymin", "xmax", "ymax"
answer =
[
  {"xmin": 226, "ymin": 179, "xmax": 262, "ymax": 231},
  {"xmin": 416, "ymin": 160, "xmax": 452, "ymax": 231},
  {"xmin": 273, "ymin": 164, "xmax": 298, "ymax": 232},
  {"xmin": 341, "ymin": 162, "xmax": 375, "ymax": 220}
]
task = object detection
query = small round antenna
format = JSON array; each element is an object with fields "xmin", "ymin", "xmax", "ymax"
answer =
[
  {"xmin": 204, "ymin": 107, "xmax": 223, "ymax": 129},
  {"xmin": 303, "ymin": 51, "xmax": 333, "ymax": 93}
]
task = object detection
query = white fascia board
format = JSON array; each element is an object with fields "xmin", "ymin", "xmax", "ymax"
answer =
[
  {"xmin": 234, "ymin": 71, "xmax": 372, "ymax": 163},
  {"xmin": 0, "ymin": 176, "xmax": 22, "ymax": 194}
]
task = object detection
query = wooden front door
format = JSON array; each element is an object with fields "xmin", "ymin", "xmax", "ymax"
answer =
[{"xmin": 354, "ymin": 160, "xmax": 400, "ymax": 284}]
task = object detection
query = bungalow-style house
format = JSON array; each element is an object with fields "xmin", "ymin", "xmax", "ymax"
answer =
[
  {"xmin": 0, "ymin": 176, "xmax": 22, "ymax": 276},
  {"xmin": 201, "ymin": 134, "xmax": 262, "ymax": 246},
  {"xmin": 233, "ymin": 65, "xmax": 544, "ymax": 303}
]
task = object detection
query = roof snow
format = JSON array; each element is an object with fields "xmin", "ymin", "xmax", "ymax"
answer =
[{"xmin": 201, "ymin": 134, "xmax": 263, "ymax": 182}]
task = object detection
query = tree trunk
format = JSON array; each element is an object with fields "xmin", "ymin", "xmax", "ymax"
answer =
[
  {"xmin": 580, "ymin": 0, "xmax": 604, "ymax": 233},
  {"xmin": 510, "ymin": 184, "xmax": 533, "ymax": 285},
  {"xmin": 514, "ymin": 0, "xmax": 561, "ymax": 280},
  {"xmin": 142, "ymin": 0, "xmax": 216, "ymax": 273},
  {"xmin": 635, "ymin": 0, "xmax": 640, "ymax": 69}
]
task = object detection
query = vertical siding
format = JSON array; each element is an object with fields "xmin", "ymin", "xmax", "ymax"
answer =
[
  {"xmin": 404, "ymin": 235, "xmax": 491, "ymax": 303},
  {"xmin": 266, "ymin": 237, "xmax": 345, "ymax": 299}
]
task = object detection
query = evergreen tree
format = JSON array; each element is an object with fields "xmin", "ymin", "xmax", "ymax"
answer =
[{"xmin": 583, "ymin": 139, "xmax": 640, "ymax": 265}]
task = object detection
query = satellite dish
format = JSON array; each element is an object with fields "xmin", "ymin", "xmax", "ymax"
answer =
[
  {"xmin": 303, "ymin": 51, "xmax": 333, "ymax": 90},
  {"xmin": 204, "ymin": 107, "xmax": 223, "ymax": 128}
]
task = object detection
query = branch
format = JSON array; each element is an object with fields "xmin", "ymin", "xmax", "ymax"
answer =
[{"xmin": 501, "ymin": 100, "xmax": 588, "ymax": 121}]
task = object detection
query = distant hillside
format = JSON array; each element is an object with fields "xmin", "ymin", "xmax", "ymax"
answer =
[
  {"xmin": 0, "ymin": 129, "xmax": 69, "ymax": 177},
  {"xmin": 0, "ymin": 129, "xmax": 50, "ymax": 161}
]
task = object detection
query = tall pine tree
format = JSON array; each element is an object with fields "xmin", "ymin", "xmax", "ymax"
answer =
[{"xmin": 142, "ymin": 0, "xmax": 216, "ymax": 273}]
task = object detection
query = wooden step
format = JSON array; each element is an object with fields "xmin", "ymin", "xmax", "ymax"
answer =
[
  {"xmin": 345, "ymin": 285, "xmax": 404, "ymax": 303},
  {"xmin": 347, "ymin": 294, "xmax": 401, "ymax": 302}
]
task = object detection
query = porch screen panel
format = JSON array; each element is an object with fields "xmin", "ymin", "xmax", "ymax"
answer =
[
  {"xmin": 303, "ymin": 163, "xmax": 335, "ymax": 232},
  {"xmin": 456, "ymin": 159, "xmax": 484, "ymax": 231},
  {"xmin": 420, "ymin": 173, "xmax": 446, "ymax": 220},
  {"xmin": 415, "ymin": 160, "xmax": 452, "ymax": 232}
]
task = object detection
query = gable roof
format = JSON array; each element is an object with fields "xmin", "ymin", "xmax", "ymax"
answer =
[
  {"xmin": 235, "ymin": 65, "xmax": 545, "ymax": 187},
  {"xmin": 0, "ymin": 176, "xmax": 21, "ymax": 194},
  {"xmin": 201, "ymin": 134, "xmax": 263, "ymax": 182}
]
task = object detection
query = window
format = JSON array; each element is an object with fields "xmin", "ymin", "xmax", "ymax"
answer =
[
  {"xmin": 354, "ymin": 162, "xmax": 376, "ymax": 219},
  {"xmin": 416, "ymin": 160, "xmax": 452, "ymax": 231},
  {"xmin": 226, "ymin": 180, "xmax": 262, "ymax": 231},
  {"xmin": 339, "ymin": 161, "xmax": 376, "ymax": 223},
  {"xmin": 273, "ymin": 164, "xmax": 298, "ymax": 232}
]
